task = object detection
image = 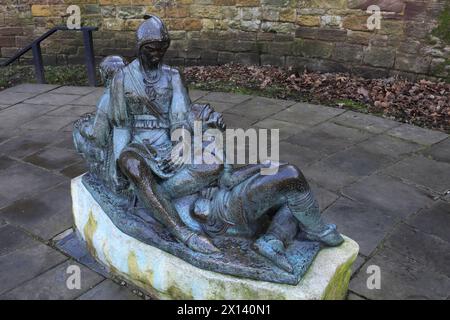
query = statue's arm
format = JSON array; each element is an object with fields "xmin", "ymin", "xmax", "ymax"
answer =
[
  {"xmin": 219, "ymin": 164, "xmax": 264, "ymax": 189},
  {"xmin": 169, "ymin": 68, "xmax": 192, "ymax": 134},
  {"xmin": 84, "ymin": 95, "xmax": 112, "ymax": 147},
  {"xmin": 109, "ymin": 69, "xmax": 128, "ymax": 128}
]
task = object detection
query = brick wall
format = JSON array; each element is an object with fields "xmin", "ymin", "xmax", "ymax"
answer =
[{"xmin": 0, "ymin": 0, "xmax": 448, "ymax": 80}]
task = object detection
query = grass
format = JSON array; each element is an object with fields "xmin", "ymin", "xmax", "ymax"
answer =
[
  {"xmin": 432, "ymin": 3, "xmax": 450, "ymax": 44},
  {"xmin": 335, "ymin": 99, "xmax": 370, "ymax": 112},
  {"xmin": 0, "ymin": 64, "xmax": 101, "ymax": 90}
]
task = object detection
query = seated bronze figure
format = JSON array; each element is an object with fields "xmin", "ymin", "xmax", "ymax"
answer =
[{"xmin": 73, "ymin": 15, "xmax": 344, "ymax": 284}]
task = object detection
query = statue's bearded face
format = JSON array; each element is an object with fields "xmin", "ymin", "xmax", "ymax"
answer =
[{"xmin": 139, "ymin": 41, "xmax": 169, "ymax": 67}]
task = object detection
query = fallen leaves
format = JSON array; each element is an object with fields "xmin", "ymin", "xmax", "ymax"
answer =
[{"xmin": 184, "ymin": 63, "xmax": 450, "ymax": 132}]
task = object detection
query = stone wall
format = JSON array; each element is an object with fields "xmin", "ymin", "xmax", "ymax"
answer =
[{"xmin": 0, "ymin": 0, "xmax": 449, "ymax": 80}]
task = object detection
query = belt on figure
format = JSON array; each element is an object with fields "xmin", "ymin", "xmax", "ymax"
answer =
[{"xmin": 132, "ymin": 115, "xmax": 169, "ymax": 129}]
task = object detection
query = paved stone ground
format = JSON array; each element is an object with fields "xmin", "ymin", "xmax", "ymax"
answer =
[{"xmin": 0, "ymin": 83, "xmax": 449, "ymax": 300}]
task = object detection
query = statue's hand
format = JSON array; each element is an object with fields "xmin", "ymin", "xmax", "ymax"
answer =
[
  {"xmin": 204, "ymin": 113, "xmax": 225, "ymax": 131},
  {"xmin": 80, "ymin": 122, "xmax": 94, "ymax": 139},
  {"xmin": 219, "ymin": 175, "xmax": 233, "ymax": 190},
  {"xmin": 159, "ymin": 151, "xmax": 184, "ymax": 174}
]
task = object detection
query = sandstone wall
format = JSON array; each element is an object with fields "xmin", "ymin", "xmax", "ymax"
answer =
[{"xmin": 0, "ymin": 0, "xmax": 448, "ymax": 80}]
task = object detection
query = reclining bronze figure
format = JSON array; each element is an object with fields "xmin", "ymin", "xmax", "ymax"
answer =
[{"xmin": 73, "ymin": 15, "xmax": 344, "ymax": 284}]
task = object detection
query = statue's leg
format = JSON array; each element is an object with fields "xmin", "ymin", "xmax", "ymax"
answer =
[
  {"xmin": 118, "ymin": 148, "xmax": 219, "ymax": 254},
  {"xmin": 252, "ymin": 205, "xmax": 298, "ymax": 272},
  {"xmin": 243, "ymin": 164, "xmax": 344, "ymax": 247},
  {"xmin": 161, "ymin": 163, "xmax": 223, "ymax": 199}
]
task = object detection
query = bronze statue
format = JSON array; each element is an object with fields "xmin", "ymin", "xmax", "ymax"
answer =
[{"xmin": 73, "ymin": 15, "xmax": 343, "ymax": 284}]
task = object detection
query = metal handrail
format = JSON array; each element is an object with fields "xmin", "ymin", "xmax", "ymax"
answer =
[{"xmin": 1, "ymin": 26, "xmax": 98, "ymax": 86}]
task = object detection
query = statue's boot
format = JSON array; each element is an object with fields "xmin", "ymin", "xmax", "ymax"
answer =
[
  {"xmin": 253, "ymin": 234, "xmax": 293, "ymax": 273},
  {"xmin": 286, "ymin": 188, "xmax": 344, "ymax": 247},
  {"xmin": 301, "ymin": 224, "xmax": 344, "ymax": 247},
  {"xmin": 180, "ymin": 229, "xmax": 220, "ymax": 254}
]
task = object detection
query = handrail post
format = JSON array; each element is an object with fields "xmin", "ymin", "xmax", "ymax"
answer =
[
  {"xmin": 31, "ymin": 43, "xmax": 45, "ymax": 84},
  {"xmin": 82, "ymin": 29, "xmax": 96, "ymax": 87}
]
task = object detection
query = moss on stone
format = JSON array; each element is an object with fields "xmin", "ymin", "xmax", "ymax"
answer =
[
  {"xmin": 83, "ymin": 210, "xmax": 98, "ymax": 259},
  {"xmin": 432, "ymin": 3, "xmax": 450, "ymax": 44},
  {"xmin": 127, "ymin": 250, "xmax": 155, "ymax": 293},
  {"xmin": 322, "ymin": 252, "xmax": 357, "ymax": 300}
]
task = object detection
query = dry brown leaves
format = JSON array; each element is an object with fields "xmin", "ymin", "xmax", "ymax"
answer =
[{"xmin": 184, "ymin": 64, "xmax": 450, "ymax": 132}]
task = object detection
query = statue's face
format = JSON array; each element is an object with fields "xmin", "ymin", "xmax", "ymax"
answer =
[{"xmin": 139, "ymin": 41, "xmax": 169, "ymax": 67}]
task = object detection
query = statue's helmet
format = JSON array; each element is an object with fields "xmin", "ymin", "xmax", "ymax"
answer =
[{"xmin": 136, "ymin": 14, "xmax": 170, "ymax": 50}]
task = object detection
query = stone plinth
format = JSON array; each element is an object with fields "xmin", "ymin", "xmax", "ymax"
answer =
[{"xmin": 71, "ymin": 175, "xmax": 359, "ymax": 300}]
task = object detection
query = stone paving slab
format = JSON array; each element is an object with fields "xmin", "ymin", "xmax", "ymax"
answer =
[
  {"xmin": 303, "ymin": 145, "xmax": 393, "ymax": 191},
  {"xmin": 0, "ymin": 130, "xmax": 66, "ymax": 158},
  {"xmin": 222, "ymin": 112, "xmax": 256, "ymax": 129},
  {"xmin": 255, "ymin": 118, "xmax": 307, "ymax": 140},
  {"xmin": 287, "ymin": 122, "xmax": 372, "ymax": 156},
  {"xmin": 24, "ymin": 146, "xmax": 81, "ymax": 171},
  {"xmin": 77, "ymin": 280, "xmax": 142, "ymax": 300},
  {"xmin": 0, "ymin": 223, "xmax": 36, "ymax": 257},
  {"xmin": 0, "ymin": 162, "xmax": 66, "ymax": 206},
  {"xmin": 0, "ymin": 182, "xmax": 73, "ymax": 240},
  {"xmin": 347, "ymin": 292, "xmax": 366, "ymax": 300},
  {"xmin": 407, "ymin": 201, "xmax": 450, "ymax": 245},
  {"xmin": 0, "ymin": 91, "xmax": 40, "ymax": 105},
  {"xmin": 351, "ymin": 255, "xmax": 366, "ymax": 277},
  {"xmin": 50, "ymin": 86, "xmax": 97, "ymax": 96},
  {"xmin": 21, "ymin": 115, "xmax": 80, "ymax": 131},
  {"xmin": 350, "ymin": 247, "xmax": 450, "ymax": 300},
  {"xmin": 24, "ymin": 93, "xmax": 81, "ymax": 106},
  {"xmin": 279, "ymin": 141, "xmax": 323, "ymax": 168},
  {"xmin": 0, "ymin": 241, "xmax": 68, "ymax": 296},
  {"xmin": 47, "ymin": 104, "xmax": 95, "ymax": 117},
  {"xmin": 60, "ymin": 161, "xmax": 87, "ymax": 179},
  {"xmin": 226, "ymin": 96, "xmax": 294, "ymax": 121},
  {"xmin": 310, "ymin": 183, "xmax": 339, "ymax": 212},
  {"xmin": 384, "ymin": 223, "xmax": 450, "ymax": 276},
  {"xmin": 0, "ymin": 103, "xmax": 60, "ymax": 129},
  {"xmin": 0, "ymin": 84, "xmax": 449, "ymax": 300},
  {"xmin": 189, "ymin": 89, "xmax": 208, "ymax": 102},
  {"xmin": 3, "ymin": 83, "xmax": 59, "ymax": 94},
  {"xmin": 387, "ymin": 123, "xmax": 448, "ymax": 146},
  {"xmin": 383, "ymin": 155, "xmax": 450, "ymax": 194},
  {"xmin": 69, "ymin": 89, "xmax": 104, "ymax": 106},
  {"xmin": 201, "ymin": 91, "xmax": 251, "ymax": 104},
  {"xmin": 342, "ymin": 173, "xmax": 435, "ymax": 219},
  {"xmin": 421, "ymin": 138, "xmax": 450, "ymax": 163},
  {"xmin": 323, "ymin": 197, "xmax": 397, "ymax": 256},
  {"xmin": 0, "ymin": 156, "xmax": 16, "ymax": 171},
  {"xmin": 0, "ymin": 260, "xmax": 104, "ymax": 300},
  {"xmin": 356, "ymin": 134, "xmax": 424, "ymax": 160},
  {"xmin": 332, "ymin": 111, "xmax": 399, "ymax": 134},
  {"xmin": 274, "ymin": 103, "xmax": 345, "ymax": 126}
]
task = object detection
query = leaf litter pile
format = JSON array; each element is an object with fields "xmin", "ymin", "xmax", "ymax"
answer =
[{"xmin": 183, "ymin": 63, "xmax": 450, "ymax": 133}]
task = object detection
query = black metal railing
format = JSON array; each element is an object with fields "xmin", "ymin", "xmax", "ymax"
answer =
[{"xmin": 1, "ymin": 26, "xmax": 98, "ymax": 86}]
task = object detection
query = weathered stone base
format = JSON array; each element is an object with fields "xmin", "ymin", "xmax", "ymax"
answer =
[{"xmin": 72, "ymin": 175, "xmax": 359, "ymax": 300}]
